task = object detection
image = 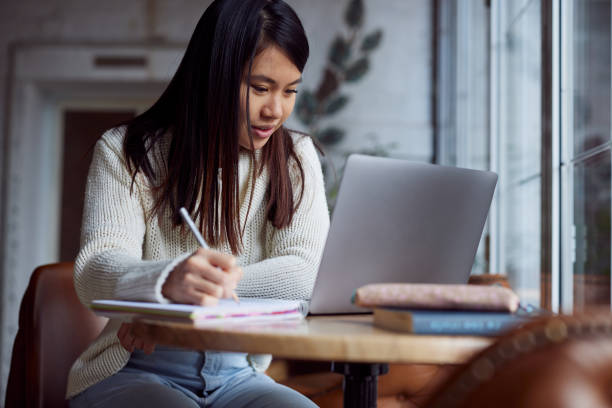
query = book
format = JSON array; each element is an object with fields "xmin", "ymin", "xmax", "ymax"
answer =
[
  {"xmin": 91, "ymin": 298, "xmax": 308, "ymax": 326},
  {"xmin": 373, "ymin": 307, "xmax": 531, "ymax": 336},
  {"xmin": 353, "ymin": 283, "xmax": 520, "ymax": 312}
]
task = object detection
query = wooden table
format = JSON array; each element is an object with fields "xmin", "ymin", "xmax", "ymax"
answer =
[{"xmin": 132, "ymin": 315, "xmax": 492, "ymax": 407}]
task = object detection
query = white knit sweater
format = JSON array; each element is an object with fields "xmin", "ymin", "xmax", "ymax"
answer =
[{"xmin": 66, "ymin": 127, "xmax": 330, "ymax": 398}]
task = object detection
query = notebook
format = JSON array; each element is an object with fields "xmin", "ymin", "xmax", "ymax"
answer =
[
  {"xmin": 91, "ymin": 298, "xmax": 308, "ymax": 326},
  {"xmin": 307, "ymin": 154, "xmax": 498, "ymax": 314}
]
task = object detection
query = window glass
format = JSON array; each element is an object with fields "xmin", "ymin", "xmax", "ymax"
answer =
[
  {"xmin": 572, "ymin": 1, "xmax": 611, "ymax": 157},
  {"xmin": 570, "ymin": 0, "xmax": 611, "ymax": 311},
  {"xmin": 497, "ymin": 0, "xmax": 542, "ymax": 305},
  {"xmin": 573, "ymin": 150, "xmax": 611, "ymax": 309},
  {"xmin": 436, "ymin": 0, "xmax": 490, "ymax": 274}
]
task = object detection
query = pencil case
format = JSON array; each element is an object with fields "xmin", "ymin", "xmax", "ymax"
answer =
[{"xmin": 352, "ymin": 283, "xmax": 520, "ymax": 313}]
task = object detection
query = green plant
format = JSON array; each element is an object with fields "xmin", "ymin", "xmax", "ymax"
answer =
[{"xmin": 295, "ymin": 0, "xmax": 383, "ymax": 146}]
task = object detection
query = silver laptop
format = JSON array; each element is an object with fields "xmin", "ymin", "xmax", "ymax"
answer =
[{"xmin": 308, "ymin": 154, "xmax": 498, "ymax": 314}]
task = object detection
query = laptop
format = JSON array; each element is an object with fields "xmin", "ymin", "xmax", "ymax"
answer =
[{"xmin": 308, "ymin": 154, "xmax": 498, "ymax": 314}]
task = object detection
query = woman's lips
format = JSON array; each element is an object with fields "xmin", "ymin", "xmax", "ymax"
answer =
[{"xmin": 251, "ymin": 125, "xmax": 275, "ymax": 139}]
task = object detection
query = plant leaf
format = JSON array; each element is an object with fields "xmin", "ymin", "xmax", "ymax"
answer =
[
  {"xmin": 324, "ymin": 95, "xmax": 349, "ymax": 115},
  {"xmin": 317, "ymin": 127, "xmax": 345, "ymax": 145},
  {"xmin": 345, "ymin": 0, "xmax": 364, "ymax": 29},
  {"xmin": 316, "ymin": 68, "xmax": 340, "ymax": 101},
  {"xmin": 344, "ymin": 57, "xmax": 370, "ymax": 82},
  {"xmin": 329, "ymin": 36, "xmax": 351, "ymax": 68},
  {"xmin": 295, "ymin": 90, "xmax": 318, "ymax": 126},
  {"xmin": 361, "ymin": 30, "xmax": 383, "ymax": 52}
]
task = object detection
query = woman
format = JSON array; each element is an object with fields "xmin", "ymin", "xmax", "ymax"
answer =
[{"xmin": 67, "ymin": 0, "xmax": 329, "ymax": 406}]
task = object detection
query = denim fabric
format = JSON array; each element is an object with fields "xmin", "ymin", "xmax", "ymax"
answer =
[{"xmin": 69, "ymin": 346, "xmax": 317, "ymax": 408}]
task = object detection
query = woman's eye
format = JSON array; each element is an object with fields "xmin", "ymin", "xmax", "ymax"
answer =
[
  {"xmin": 251, "ymin": 85, "xmax": 267, "ymax": 93},
  {"xmin": 286, "ymin": 89, "xmax": 298, "ymax": 95}
]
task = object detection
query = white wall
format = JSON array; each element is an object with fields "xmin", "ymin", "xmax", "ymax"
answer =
[
  {"xmin": 287, "ymin": 0, "xmax": 432, "ymax": 162},
  {"xmin": 0, "ymin": 0, "xmax": 432, "ymax": 400}
]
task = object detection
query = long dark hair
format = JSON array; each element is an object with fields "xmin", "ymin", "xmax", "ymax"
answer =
[{"xmin": 122, "ymin": 0, "xmax": 310, "ymax": 254}]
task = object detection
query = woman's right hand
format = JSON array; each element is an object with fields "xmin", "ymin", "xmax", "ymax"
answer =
[{"xmin": 161, "ymin": 248, "xmax": 243, "ymax": 305}]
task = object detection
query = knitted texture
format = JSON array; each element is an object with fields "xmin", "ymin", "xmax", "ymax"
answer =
[{"xmin": 66, "ymin": 127, "xmax": 330, "ymax": 398}]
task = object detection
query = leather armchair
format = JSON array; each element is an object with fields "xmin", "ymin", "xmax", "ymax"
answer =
[
  {"xmin": 5, "ymin": 262, "xmax": 107, "ymax": 408},
  {"xmin": 424, "ymin": 310, "xmax": 612, "ymax": 408}
]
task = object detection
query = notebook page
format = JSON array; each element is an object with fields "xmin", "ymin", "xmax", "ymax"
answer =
[{"xmin": 91, "ymin": 298, "xmax": 308, "ymax": 321}]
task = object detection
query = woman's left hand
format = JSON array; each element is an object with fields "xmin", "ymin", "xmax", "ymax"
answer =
[{"xmin": 117, "ymin": 322, "xmax": 156, "ymax": 354}]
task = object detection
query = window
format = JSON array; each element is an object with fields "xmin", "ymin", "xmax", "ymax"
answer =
[
  {"xmin": 560, "ymin": 0, "xmax": 611, "ymax": 312},
  {"xmin": 435, "ymin": 0, "xmax": 491, "ymax": 274},
  {"xmin": 441, "ymin": 0, "xmax": 612, "ymax": 312},
  {"xmin": 492, "ymin": 0, "xmax": 543, "ymax": 306}
]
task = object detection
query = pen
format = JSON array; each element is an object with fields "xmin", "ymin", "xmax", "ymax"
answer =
[{"xmin": 179, "ymin": 207, "xmax": 240, "ymax": 304}]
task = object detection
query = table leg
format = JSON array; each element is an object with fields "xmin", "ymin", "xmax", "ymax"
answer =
[{"xmin": 331, "ymin": 362, "xmax": 389, "ymax": 408}]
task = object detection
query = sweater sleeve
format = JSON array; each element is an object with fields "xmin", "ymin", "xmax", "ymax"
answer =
[
  {"xmin": 236, "ymin": 136, "xmax": 330, "ymax": 300},
  {"xmin": 73, "ymin": 129, "xmax": 189, "ymax": 306}
]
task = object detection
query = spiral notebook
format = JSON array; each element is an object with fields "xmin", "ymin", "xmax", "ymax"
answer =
[{"xmin": 91, "ymin": 298, "xmax": 308, "ymax": 326}]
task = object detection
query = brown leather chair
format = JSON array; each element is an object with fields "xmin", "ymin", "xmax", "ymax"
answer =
[
  {"xmin": 5, "ymin": 262, "xmax": 107, "ymax": 408},
  {"xmin": 424, "ymin": 310, "xmax": 612, "ymax": 408}
]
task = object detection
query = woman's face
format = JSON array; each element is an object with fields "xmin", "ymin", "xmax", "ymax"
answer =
[{"xmin": 239, "ymin": 45, "xmax": 302, "ymax": 150}]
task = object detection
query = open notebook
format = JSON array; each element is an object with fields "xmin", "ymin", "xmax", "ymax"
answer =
[{"xmin": 91, "ymin": 298, "xmax": 309, "ymax": 326}]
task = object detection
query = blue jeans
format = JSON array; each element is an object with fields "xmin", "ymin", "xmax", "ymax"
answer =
[{"xmin": 69, "ymin": 346, "xmax": 317, "ymax": 407}]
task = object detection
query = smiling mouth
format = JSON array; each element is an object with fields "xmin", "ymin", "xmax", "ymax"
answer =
[{"xmin": 251, "ymin": 125, "xmax": 276, "ymax": 139}]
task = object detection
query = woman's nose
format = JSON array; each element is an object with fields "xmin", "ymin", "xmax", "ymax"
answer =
[{"xmin": 262, "ymin": 96, "xmax": 282, "ymax": 119}]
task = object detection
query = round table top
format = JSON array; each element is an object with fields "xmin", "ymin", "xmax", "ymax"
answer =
[{"xmin": 132, "ymin": 314, "xmax": 493, "ymax": 364}]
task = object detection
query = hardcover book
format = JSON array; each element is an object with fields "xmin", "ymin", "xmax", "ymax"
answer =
[{"xmin": 373, "ymin": 307, "xmax": 531, "ymax": 336}]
